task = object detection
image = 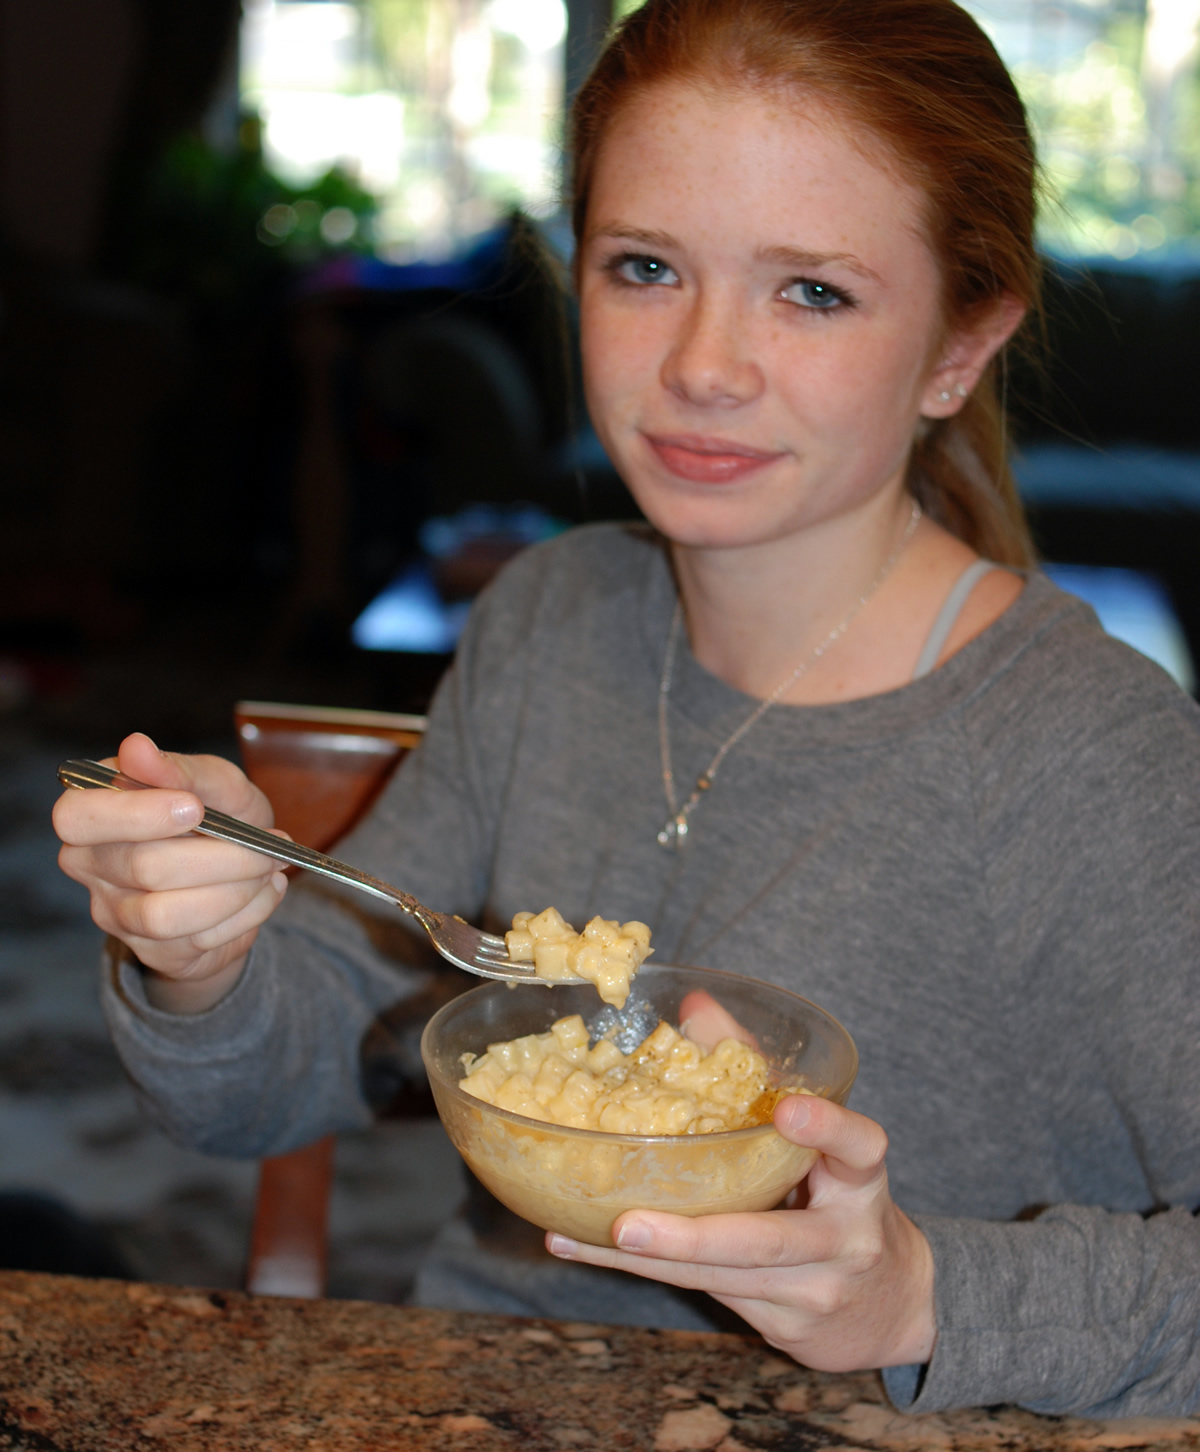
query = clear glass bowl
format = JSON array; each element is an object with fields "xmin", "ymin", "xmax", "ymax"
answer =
[{"xmin": 420, "ymin": 963, "xmax": 858, "ymax": 1247}]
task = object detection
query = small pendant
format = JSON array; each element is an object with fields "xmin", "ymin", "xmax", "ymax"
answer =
[{"xmin": 657, "ymin": 813, "xmax": 689, "ymax": 851}]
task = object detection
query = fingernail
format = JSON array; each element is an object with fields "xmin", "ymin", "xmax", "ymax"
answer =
[
  {"xmin": 615, "ymin": 1221, "xmax": 652, "ymax": 1250},
  {"xmin": 271, "ymin": 871, "xmax": 288, "ymax": 894},
  {"xmin": 548, "ymin": 1234, "xmax": 578, "ymax": 1257},
  {"xmin": 170, "ymin": 799, "xmax": 201, "ymax": 826},
  {"xmin": 781, "ymin": 1097, "xmax": 811, "ymax": 1132}
]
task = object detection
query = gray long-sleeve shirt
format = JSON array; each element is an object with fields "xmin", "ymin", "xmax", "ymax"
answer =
[{"xmin": 103, "ymin": 524, "xmax": 1200, "ymax": 1418}]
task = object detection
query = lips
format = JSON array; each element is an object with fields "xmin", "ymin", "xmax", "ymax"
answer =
[{"xmin": 645, "ymin": 433, "xmax": 784, "ymax": 484}]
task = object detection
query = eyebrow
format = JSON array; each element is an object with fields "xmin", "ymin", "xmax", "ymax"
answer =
[
  {"xmin": 586, "ymin": 227, "xmax": 883, "ymax": 285},
  {"xmin": 757, "ymin": 245, "xmax": 883, "ymax": 284},
  {"xmin": 586, "ymin": 224, "xmax": 680, "ymax": 250}
]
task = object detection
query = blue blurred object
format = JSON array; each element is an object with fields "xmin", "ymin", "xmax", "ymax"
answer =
[
  {"xmin": 300, "ymin": 226, "xmax": 511, "ymax": 298},
  {"xmin": 1043, "ymin": 563, "xmax": 1195, "ymax": 692},
  {"xmin": 1014, "ymin": 445, "xmax": 1200, "ymax": 510},
  {"xmin": 353, "ymin": 505, "xmax": 566, "ymax": 654},
  {"xmin": 352, "ymin": 561, "xmax": 471, "ymax": 654},
  {"xmin": 417, "ymin": 503, "xmax": 564, "ymax": 559}
]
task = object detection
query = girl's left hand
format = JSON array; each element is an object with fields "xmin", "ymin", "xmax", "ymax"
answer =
[{"xmin": 546, "ymin": 1094, "xmax": 937, "ymax": 1372}]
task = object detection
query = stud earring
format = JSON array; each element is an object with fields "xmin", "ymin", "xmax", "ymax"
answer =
[
  {"xmin": 955, "ymin": 383, "xmax": 968, "ymax": 398},
  {"xmin": 938, "ymin": 390, "xmax": 952, "ymax": 403}
]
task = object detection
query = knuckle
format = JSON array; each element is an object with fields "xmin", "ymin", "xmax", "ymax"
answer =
[
  {"xmin": 89, "ymin": 897, "xmax": 120, "ymax": 936},
  {"xmin": 854, "ymin": 1121, "xmax": 888, "ymax": 1171},
  {"xmin": 57, "ymin": 843, "xmax": 85, "ymax": 883},
  {"xmin": 124, "ymin": 844, "xmax": 164, "ymax": 893},
  {"xmin": 108, "ymin": 893, "xmax": 144, "ymax": 937},
  {"xmin": 200, "ymin": 755, "xmax": 269, "ymax": 824},
  {"xmin": 761, "ymin": 1220, "xmax": 796, "ymax": 1268},
  {"xmin": 851, "ymin": 1226, "xmax": 886, "ymax": 1273},
  {"xmin": 864, "ymin": 1139, "xmax": 888, "ymax": 1173},
  {"xmin": 800, "ymin": 1276, "xmax": 847, "ymax": 1319},
  {"xmin": 50, "ymin": 795, "xmax": 75, "ymax": 841},
  {"xmin": 135, "ymin": 893, "xmax": 177, "ymax": 942},
  {"xmin": 192, "ymin": 902, "xmax": 253, "ymax": 952}
]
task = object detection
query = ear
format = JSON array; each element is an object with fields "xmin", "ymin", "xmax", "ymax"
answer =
[{"xmin": 920, "ymin": 293, "xmax": 1026, "ymax": 419}]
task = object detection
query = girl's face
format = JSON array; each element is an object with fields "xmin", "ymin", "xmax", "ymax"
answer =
[{"xmin": 578, "ymin": 80, "xmax": 966, "ymax": 554}]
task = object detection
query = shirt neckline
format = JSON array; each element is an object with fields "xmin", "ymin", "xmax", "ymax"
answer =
[{"xmin": 630, "ymin": 530, "xmax": 1090, "ymax": 753}]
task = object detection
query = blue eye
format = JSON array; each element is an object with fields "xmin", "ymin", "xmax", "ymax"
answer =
[
  {"xmin": 614, "ymin": 254, "xmax": 678, "ymax": 286},
  {"xmin": 782, "ymin": 279, "xmax": 846, "ymax": 310}
]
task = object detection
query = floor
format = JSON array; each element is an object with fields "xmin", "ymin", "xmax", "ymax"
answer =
[{"xmin": 0, "ymin": 627, "xmax": 467, "ymax": 1302}]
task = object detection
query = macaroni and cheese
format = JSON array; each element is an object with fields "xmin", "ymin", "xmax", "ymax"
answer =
[
  {"xmin": 459, "ymin": 1012, "xmax": 787, "ymax": 1135},
  {"xmin": 505, "ymin": 908, "xmax": 652, "ymax": 1008}
]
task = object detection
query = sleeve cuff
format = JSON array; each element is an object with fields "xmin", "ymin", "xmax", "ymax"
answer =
[
  {"xmin": 104, "ymin": 934, "xmax": 281, "ymax": 1063},
  {"xmin": 889, "ymin": 1208, "xmax": 1200, "ymax": 1417},
  {"xmin": 880, "ymin": 1360, "xmax": 926, "ymax": 1409}
]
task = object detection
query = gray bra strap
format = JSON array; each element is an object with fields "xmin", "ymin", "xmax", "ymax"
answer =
[{"xmin": 912, "ymin": 559, "xmax": 1002, "ymax": 680}]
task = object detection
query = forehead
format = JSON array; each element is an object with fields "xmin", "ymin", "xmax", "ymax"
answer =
[{"xmin": 586, "ymin": 78, "xmax": 932, "ymax": 263}]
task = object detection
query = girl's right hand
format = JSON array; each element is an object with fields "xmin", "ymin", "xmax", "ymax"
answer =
[{"xmin": 53, "ymin": 732, "xmax": 289, "ymax": 1014}]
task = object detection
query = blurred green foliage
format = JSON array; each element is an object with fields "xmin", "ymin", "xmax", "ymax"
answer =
[
  {"xmin": 123, "ymin": 115, "xmax": 378, "ymax": 305},
  {"xmin": 1024, "ymin": 22, "xmax": 1200, "ymax": 260}
]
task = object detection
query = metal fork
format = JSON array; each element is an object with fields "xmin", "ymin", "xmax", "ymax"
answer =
[{"xmin": 57, "ymin": 759, "xmax": 584, "ymax": 986}]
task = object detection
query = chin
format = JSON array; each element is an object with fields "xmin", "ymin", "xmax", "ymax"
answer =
[{"xmin": 633, "ymin": 493, "xmax": 794, "ymax": 553}]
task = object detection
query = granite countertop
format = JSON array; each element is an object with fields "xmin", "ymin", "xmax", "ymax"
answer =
[{"xmin": 1, "ymin": 1271, "xmax": 1198, "ymax": 1451}]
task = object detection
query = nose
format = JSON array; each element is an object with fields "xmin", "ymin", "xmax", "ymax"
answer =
[{"xmin": 660, "ymin": 291, "xmax": 764, "ymax": 408}]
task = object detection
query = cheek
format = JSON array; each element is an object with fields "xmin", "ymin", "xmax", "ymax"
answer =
[
  {"xmin": 581, "ymin": 305, "xmax": 662, "ymax": 420},
  {"xmin": 791, "ymin": 320, "xmax": 936, "ymax": 423}
]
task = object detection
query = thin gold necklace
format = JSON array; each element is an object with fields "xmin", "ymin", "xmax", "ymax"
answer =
[{"xmin": 656, "ymin": 499, "xmax": 922, "ymax": 850}]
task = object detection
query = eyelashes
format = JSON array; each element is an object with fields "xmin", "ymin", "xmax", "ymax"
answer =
[
  {"xmin": 600, "ymin": 251, "xmax": 858, "ymax": 315},
  {"xmin": 779, "ymin": 279, "xmax": 857, "ymax": 312},
  {"xmin": 604, "ymin": 252, "xmax": 679, "ymax": 287}
]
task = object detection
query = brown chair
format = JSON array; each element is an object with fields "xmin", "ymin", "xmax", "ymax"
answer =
[{"xmin": 234, "ymin": 700, "xmax": 426, "ymax": 1298}]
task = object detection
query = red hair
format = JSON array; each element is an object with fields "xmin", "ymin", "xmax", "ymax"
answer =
[{"xmin": 571, "ymin": 0, "xmax": 1040, "ymax": 566}]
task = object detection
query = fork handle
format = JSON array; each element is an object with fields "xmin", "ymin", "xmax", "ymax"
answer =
[{"xmin": 57, "ymin": 759, "xmax": 438, "ymax": 930}]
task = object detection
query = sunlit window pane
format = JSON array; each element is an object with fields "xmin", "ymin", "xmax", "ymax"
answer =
[
  {"xmin": 961, "ymin": 0, "xmax": 1199, "ymax": 260},
  {"xmin": 241, "ymin": 0, "xmax": 567, "ymax": 260}
]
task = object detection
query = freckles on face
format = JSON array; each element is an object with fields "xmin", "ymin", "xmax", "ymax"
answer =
[{"xmin": 577, "ymin": 81, "xmax": 949, "ymax": 547}]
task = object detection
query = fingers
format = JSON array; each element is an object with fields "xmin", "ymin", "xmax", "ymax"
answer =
[
  {"xmin": 678, "ymin": 990, "xmax": 759, "ymax": 1052},
  {"xmin": 55, "ymin": 783, "xmax": 203, "ymax": 848},
  {"xmin": 53, "ymin": 734, "xmax": 272, "ymax": 850},
  {"xmin": 115, "ymin": 733, "xmax": 272, "ymax": 823},
  {"xmin": 145, "ymin": 876, "xmax": 288, "ymax": 957},
  {"xmin": 773, "ymin": 1095, "xmax": 888, "ymax": 1189},
  {"xmin": 61, "ymin": 834, "xmax": 285, "ymax": 894},
  {"xmin": 619, "ymin": 1206, "xmax": 845, "ymax": 1270},
  {"xmin": 98, "ymin": 874, "xmax": 288, "ymax": 977},
  {"xmin": 52, "ymin": 733, "xmax": 288, "ymax": 990},
  {"xmin": 105, "ymin": 870, "xmax": 286, "ymax": 944},
  {"xmin": 545, "ymin": 1209, "xmax": 840, "ymax": 1300}
]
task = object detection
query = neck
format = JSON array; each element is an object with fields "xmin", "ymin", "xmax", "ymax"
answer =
[{"xmin": 670, "ymin": 487, "xmax": 919, "ymax": 699}]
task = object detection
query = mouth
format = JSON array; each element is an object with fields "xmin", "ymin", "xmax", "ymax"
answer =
[{"xmin": 643, "ymin": 433, "xmax": 785, "ymax": 484}]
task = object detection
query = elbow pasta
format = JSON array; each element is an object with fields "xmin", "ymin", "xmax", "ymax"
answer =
[
  {"xmin": 459, "ymin": 1013, "xmax": 787, "ymax": 1135},
  {"xmin": 505, "ymin": 908, "xmax": 652, "ymax": 1008}
]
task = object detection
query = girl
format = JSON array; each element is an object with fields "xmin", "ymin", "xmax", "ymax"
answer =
[{"xmin": 55, "ymin": 0, "xmax": 1200, "ymax": 1417}]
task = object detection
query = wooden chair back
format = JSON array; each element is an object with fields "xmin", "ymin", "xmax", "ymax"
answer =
[{"xmin": 234, "ymin": 700, "xmax": 426, "ymax": 1299}]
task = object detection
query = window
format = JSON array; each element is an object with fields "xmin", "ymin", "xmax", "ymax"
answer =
[
  {"xmin": 241, "ymin": 0, "xmax": 568, "ymax": 259},
  {"xmin": 963, "ymin": 0, "xmax": 1200, "ymax": 260}
]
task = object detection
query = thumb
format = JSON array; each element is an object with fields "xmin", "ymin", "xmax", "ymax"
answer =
[
  {"xmin": 773, "ymin": 1094, "xmax": 889, "ymax": 1188},
  {"xmin": 114, "ymin": 733, "xmax": 197, "ymax": 793}
]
